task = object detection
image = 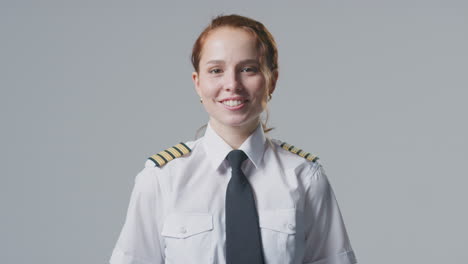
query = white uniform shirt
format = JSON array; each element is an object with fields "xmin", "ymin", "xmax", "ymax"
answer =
[{"xmin": 110, "ymin": 122, "xmax": 357, "ymax": 264}]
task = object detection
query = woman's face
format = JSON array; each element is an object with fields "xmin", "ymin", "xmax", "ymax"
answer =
[{"xmin": 192, "ymin": 27, "xmax": 275, "ymax": 132}]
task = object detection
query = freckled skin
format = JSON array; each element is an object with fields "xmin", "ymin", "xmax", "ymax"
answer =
[{"xmin": 192, "ymin": 27, "xmax": 275, "ymax": 135}]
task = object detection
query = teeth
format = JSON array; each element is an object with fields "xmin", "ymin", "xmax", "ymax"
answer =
[{"xmin": 222, "ymin": 100, "xmax": 244, "ymax": 107}]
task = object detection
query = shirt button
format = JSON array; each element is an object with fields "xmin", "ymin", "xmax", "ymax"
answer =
[
  {"xmin": 287, "ymin": 223, "xmax": 295, "ymax": 230},
  {"xmin": 180, "ymin": 226, "xmax": 187, "ymax": 234}
]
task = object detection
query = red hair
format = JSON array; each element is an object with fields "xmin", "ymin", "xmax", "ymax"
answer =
[{"xmin": 191, "ymin": 14, "xmax": 278, "ymax": 75}]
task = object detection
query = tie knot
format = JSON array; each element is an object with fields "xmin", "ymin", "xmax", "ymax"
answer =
[{"xmin": 226, "ymin": 149, "xmax": 248, "ymax": 169}]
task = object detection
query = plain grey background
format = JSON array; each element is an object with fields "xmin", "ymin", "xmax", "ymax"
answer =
[{"xmin": 2, "ymin": 0, "xmax": 467, "ymax": 263}]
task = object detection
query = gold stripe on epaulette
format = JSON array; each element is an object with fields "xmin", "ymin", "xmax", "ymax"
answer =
[
  {"xmin": 165, "ymin": 148, "xmax": 179, "ymax": 158},
  {"xmin": 290, "ymin": 146, "xmax": 301, "ymax": 154},
  {"xmin": 280, "ymin": 142, "xmax": 319, "ymax": 162},
  {"xmin": 175, "ymin": 143, "xmax": 191, "ymax": 155},
  {"xmin": 148, "ymin": 142, "xmax": 192, "ymax": 167},
  {"xmin": 306, "ymin": 153, "xmax": 318, "ymax": 162},
  {"xmin": 159, "ymin": 151, "xmax": 173, "ymax": 162}
]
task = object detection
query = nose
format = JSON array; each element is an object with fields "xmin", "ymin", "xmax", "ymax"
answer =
[{"xmin": 223, "ymin": 70, "xmax": 241, "ymax": 92}]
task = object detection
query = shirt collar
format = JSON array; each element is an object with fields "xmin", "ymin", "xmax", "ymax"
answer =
[{"xmin": 202, "ymin": 122, "xmax": 267, "ymax": 171}]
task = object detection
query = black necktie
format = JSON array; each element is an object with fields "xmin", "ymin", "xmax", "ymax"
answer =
[{"xmin": 225, "ymin": 149, "xmax": 264, "ymax": 264}]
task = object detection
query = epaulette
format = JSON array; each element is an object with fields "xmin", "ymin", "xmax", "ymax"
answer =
[
  {"xmin": 280, "ymin": 142, "xmax": 319, "ymax": 162},
  {"xmin": 148, "ymin": 142, "xmax": 191, "ymax": 167}
]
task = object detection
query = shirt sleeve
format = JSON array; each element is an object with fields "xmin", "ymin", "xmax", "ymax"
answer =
[
  {"xmin": 109, "ymin": 161, "xmax": 165, "ymax": 264},
  {"xmin": 302, "ymin": 162, "xmax": 357, "ymax": 264}
]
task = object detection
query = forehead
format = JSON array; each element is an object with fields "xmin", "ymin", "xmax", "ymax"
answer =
[{"xmin": 200, "ymin": 27, "xmax": 259, "ymax": 62}]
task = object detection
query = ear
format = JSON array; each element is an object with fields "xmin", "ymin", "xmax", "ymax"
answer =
[
  {"xmin": 192, "ymin": 71, "xmax": 202, "ymax": 97},
  {"xmin": 269, "ymin": 69, "xmax": 279, "ymax": 95}
]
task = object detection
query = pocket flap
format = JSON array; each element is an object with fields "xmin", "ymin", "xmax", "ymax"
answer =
[
  {"xmin": 258, "ymin": 208, "xmax": 296, "ymax": 234},
  {"xmin": 162, "ymin": 213, "xmax": 213, "ymax": 239}
]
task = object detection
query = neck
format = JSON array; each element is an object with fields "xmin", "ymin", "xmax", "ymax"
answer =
[{"xmin": 209, "ymin": 119, "xmax": 260, "ymax": 149}]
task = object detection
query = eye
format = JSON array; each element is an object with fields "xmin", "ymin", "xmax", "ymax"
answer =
[
  {"xmin": 209, "ymin": 68, "xmax": 222, "ymax": 74},
  {"xmin": 241, "ymin": 66, "xmax": 258, "ymax": 73}
]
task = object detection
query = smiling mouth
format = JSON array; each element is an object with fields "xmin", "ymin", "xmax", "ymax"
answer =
[{"xmin": 221, "ymin": 99, "xmax": 247, "ymax": 107}]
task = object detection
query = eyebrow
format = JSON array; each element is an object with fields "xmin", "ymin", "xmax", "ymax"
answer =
[{"xmin": 205, "ymin": 59, "xmax": 259, "ymax": 65}]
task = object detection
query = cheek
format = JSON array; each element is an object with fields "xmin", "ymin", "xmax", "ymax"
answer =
[
  {"xmin": 251, "ymin": 84, "xmax": 268, "ymax": 101},
  {"xmin": 251, "ymin": 90, "xmax": 268, "ymax": 111},
  {"xmin": 244, "ymin": 77, "xmax": 266, "ymax": 94},
  {"xmin": 199, "ymin": 80, "xmax": 220, "ymax": 97}
]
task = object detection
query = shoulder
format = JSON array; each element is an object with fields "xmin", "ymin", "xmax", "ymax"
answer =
[
  {"xmin": 131, "ymin": 139, "xmax": 200, "ymax": 194},
  {"xmin": 268, "ymin": 137, "xmax": 322, "ymax": 175},
  {"xmin": 270, "ymin": 138, "xmax": 319, "ymax": 162},
  {"xmin": 144, "ymin": 139, "xmax": 201, "ymax": 169},
  {"xmin": 269, "ymin": 138, "xmax": 319, "ymax": 164}
]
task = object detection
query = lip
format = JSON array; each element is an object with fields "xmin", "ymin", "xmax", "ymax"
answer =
[{"xmin": 218, "ymin": 97, "xmax": 248, "ymax": 111}]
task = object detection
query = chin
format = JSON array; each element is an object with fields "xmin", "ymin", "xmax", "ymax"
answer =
[
  {"xmin": 221, "ymin": 121, "xmax": 248, "ymax": 128},
  {"xmin": 220, "ymin": 118, "xmax": 259, "ymax": 129}
]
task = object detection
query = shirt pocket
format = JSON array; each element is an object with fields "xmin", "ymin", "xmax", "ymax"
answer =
[
  {"xmin": 259, "ymin": 208, "xmax": 302, "ymax": 264},
  {"xmin": 161, "ymin": 213, "xmax": 213, "ymax": 263}
]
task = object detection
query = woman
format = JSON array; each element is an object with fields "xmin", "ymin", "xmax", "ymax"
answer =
[{"xmin": 110, "ymin": 14, "xmax": 357, "ymax": 264}]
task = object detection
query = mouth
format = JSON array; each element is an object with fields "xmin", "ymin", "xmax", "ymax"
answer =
[{"xmin": 219, "ymin": 98, "xmax": 248, "ymax": 110}]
